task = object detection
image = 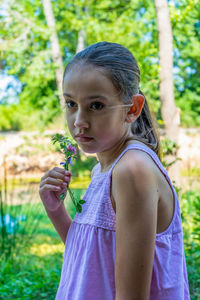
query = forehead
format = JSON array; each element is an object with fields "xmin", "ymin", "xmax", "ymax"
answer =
[{"xmin": 63, "ymin": 64, "xmax": 120, "ymax": 101}]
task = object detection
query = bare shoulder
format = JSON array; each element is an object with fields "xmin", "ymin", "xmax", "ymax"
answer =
[
  {"xmin": 113, "ymin": 149, "xmax": 158, "ymax": 187},
  {"xmin": 112, "ymin": 149, "xmax": 159, "ymax": 216}
]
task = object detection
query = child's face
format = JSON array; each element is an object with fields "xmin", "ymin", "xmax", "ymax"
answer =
[{"xmin": 63, "ymin": 64, "xmax": 130, "ymax": 154}]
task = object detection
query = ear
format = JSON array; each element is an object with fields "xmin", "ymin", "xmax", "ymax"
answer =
[{"xmin": 125, "ymin": 94, "xmax": 145, "ymax": 123}]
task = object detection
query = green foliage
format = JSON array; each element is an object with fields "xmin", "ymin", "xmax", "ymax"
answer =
[
  {"xmin": 0, "ymin": 190, "xmax": 85, "ymax": 299},
  {"xmin": 0, "ymin": 189, "xmax": 199, "ymax": 299},
  {"xmin": 51, "ymin": 133, "xmax": 86, "ymax": 213},
  {"xmin": 160, "ymin": 137, "xmax": 181, "ymax": 169},
  {"xmin": 0, "ymin": 0, "xmax": 64, "ymax": 130},
  {"xmin": 0, "ymin": 251, "xmax": 61, "ymax": 299},
  {"xmin": 1, "ymin": 0, "xmax": 199, "ymax": 130},
  {"xmin": 0, "ymin": 181, "xmax": 86, "ymax": 296},
  {"xmin": 170, "ymin": 0, "xmax": 200, "ymax": 126},
  {"xmin": 181, "ymin": 167, "xmax": 200, "ymax": 177},
  {"xmin": 0, "ymin": 179, "xmax": 42, "ymax": 261},
  {"xmin": 84, "ymin": 0, "xmax": 160, "ymax": 114},
  {"xmin": 176, "ymin": 90, "xmax": 200, "ymax": 127},
  {"xmin": 0, "ymin": 177, "xmax": 199, "ymax": 298},
  {"xmin": 180, "ymin": 189, "xmax": 200, "ymax": 298},
  {"xmin": 70, "ymin": 153, "xmax": 98, "ymax": 177},
  {"xmin": 161, "ymin": 137, "xmax": 178, "ymax": 156},
  {"xmin": 0, "ymin": 104, "xmax": 62, "ymax": 131},
  {"xmin": 0, "ymin": 105, "xmax": 21, "ymax": 131},
  {"xmin": 0, "ymin": 205, "xmax": 63, "ymax": 299}
]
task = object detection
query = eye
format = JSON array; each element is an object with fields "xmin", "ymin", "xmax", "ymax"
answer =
[
  {"xmin": 65, "ymin": 100, "xmax": 77, "ymax": 109},
  {"xmin": 90, "ymin": 101, "xmax": 104, "ymax": 111}
]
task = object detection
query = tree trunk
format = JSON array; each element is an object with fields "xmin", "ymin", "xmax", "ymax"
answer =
[
  {"xmin": 42, "ymin": 0, "xmax": 65, "ymax": 109},
  {"xmin": 76, "ymin": 29, "xmax": 85, "ymax": 53},
  {"xmin": 154, "ymin": 0, "xmax": 181, "ymax": 186}
]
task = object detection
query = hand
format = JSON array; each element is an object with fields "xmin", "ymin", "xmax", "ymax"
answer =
[{"xmin": 39, "ymin": 167, "xmax": 72, "ymax": 211}]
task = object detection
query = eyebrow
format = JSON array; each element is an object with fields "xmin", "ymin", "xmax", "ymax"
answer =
[{"xmin": 63, "ymin": 93, "xmax": 108, "ymax": 101}]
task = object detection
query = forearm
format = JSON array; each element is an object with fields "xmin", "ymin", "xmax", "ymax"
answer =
[{"xmin": 44, "ymin": 202, "xmax": 73, "ymax": 244}]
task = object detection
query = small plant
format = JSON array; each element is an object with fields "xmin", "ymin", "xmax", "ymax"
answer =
[
  {"xmin": 181, "ymin": 189, "xmax": 200, "ymax": 298},
  {"xmin": 0, "ymin": 157, "xmax": 42, "ymax": 261},
  {"xmin": 160, "ymin": 137, "xmax": 181, "ymax": 169},
  {"xmin": 52, "ymin": 133, "xmax": 86, "ymax": 213}
]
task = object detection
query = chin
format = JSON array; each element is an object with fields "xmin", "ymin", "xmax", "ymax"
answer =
[{"xmin": 77, "ymin": 144, "xmax": 97, "ymax": 154}]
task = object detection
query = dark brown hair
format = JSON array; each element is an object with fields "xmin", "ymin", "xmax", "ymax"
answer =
[{"xmin": 63, "ymin": 41, "xmax": 160, "ymax": 158}]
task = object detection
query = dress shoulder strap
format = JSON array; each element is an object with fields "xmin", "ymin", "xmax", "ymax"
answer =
[
  {"xmin": 92, "ymin": 163, "xmax": 101, "ymax": 176},
  {"xmin": 94, "ymin": 143, "xmax": 176, "ymax": 196},
  {"xmin": 109, "ymin": 143, "xmax": 166, "ymax": 172},
  {"xmin": 109, "ymin": 143, "xmax": 177, "ymax": 200}
]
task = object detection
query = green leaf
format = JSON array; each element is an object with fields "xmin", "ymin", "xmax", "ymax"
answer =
[
  {"xmin": 76, "ymin": 203, "xmax": 82, "ymax": 213},
  {"xmin": 60, "ymin": 194, "xmax": 65, "ymax": 200},
  {"xmin": 79, "ymin": 200, "xmax": 86, "ymax": 204}
]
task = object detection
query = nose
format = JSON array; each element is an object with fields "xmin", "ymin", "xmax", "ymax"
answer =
[{"xmin": 74, "ymin": 108, "xmax": 89, "ymax": 129}]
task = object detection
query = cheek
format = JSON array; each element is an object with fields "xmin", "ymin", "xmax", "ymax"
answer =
[
  {"xmin": 103, "ymin": 112, "xmax": 125, "ymax": 129},
  {"xmin": 97, "ymin": 116, "xmax": 124, "ymax": 136},
  {"xmin": 66, "ymin": 115, "xmax": 74, "ymax": 131}
]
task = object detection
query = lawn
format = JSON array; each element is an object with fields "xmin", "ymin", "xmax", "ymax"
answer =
[
  {"xmin": 0, "ymin": 189, "xmax": 84, "ymax": 300},
  {"xmin": 0, "ymin": 188, "xmax": 199, "ymax": 299}
]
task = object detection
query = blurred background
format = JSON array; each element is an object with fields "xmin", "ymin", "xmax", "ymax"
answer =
[{"xmin": 0, "ymin": 0, "xmax": 199, "ymax": 299}]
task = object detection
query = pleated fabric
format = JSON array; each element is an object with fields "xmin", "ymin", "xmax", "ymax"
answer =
[{"xmin": 56, "ymin": 144, "xmax": 190, "ymax": 300}]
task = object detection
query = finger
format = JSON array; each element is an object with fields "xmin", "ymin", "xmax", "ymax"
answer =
[
  {"xmin": 44, "ymin": 170, "xmax": 71, "ymax": 182},
  {"xmin": 40, "ymin": 168, "xmax": 72, "ymax": 188},
  {"xmin": 40, "ymin": 184, "xmax": 62, "ymax": 192},
  {"xmin": 52, "ymin": 167, "xmax": 72, "ymax": 177},
  {"xmin": 52, "ymin": 168, "xmax": 72, "ymax": 178},
  {"xmin": 40, "ymin": 177, "xmax": 70, "ymax": 190},
  {"xmin": 45, "ymin": 177, "xmax": 70, "ymax": 186},
  {"xmin": 54, "ymin": 173, "xmax": 71, "ymax": 184},
  {"xmin": 40, "ymin": 177, "xmax": 57, "ymax": 189}
]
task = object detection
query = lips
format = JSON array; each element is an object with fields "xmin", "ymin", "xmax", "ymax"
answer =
[{"xmin": 75, "ymin": 134, "xmax": 93, "ymax": 143}]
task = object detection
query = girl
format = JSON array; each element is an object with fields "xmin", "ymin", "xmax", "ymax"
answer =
[{"xmin": 39, "ymin": 42, "xmax": 190, "ymax": 300}]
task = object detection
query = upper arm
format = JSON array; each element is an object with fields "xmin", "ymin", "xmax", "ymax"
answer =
[{"xmin": 112, "ymin": 151, "xmax": 159, "ymax": 300}]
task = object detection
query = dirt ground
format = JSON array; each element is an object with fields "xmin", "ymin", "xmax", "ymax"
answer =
[{"xmin": 0, "ymin": 128, "xmax": 199, "ymax": 190}]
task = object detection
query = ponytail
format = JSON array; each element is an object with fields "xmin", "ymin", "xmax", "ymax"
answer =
[{"xmin": 130, "ymin": 90, "xmax": 161, "ymax": 159}]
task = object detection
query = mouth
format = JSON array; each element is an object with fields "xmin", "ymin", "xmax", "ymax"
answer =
[{"xmin": 75, "ymin": 134, "xmax": 93, "ymax": 143}]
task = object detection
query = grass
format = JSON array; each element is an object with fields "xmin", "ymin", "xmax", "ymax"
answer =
[
  {"xmin": 0, "ymin": 238, "xmax": 63, "ymax": 299},
  {"xmin": 0, "ymin": 175, "xmax": 78, "ymax": 298},
  {"xmin": 0, "ymin": 187, "xmax": 199, "ymax": 299},
  {"xmin": 181, "ymin": 167, "xmax": 200, "ymax": 177},
  {"xmin": 0, "ymin": 204, "xmax": 62, "ymax": 299},
  {"xmin": 0, "ymin": 187, "xmax": 85, "ymax": 300}
]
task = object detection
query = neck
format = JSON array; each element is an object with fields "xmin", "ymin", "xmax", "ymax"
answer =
[{"xmin": 96, "ymin": 131, "xmax": 132, "ymax": 173}]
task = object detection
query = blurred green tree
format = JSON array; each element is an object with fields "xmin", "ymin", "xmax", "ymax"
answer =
[
  {"xmin": 170, "ymin": 0, "xmax": 200, "ymax": 127},
  {"xmin": 0, "ymin": 0, "xmax": 199, "ymax": 130}
]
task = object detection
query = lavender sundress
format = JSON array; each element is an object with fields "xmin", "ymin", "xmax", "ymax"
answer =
[{"xmin": 55, "ymin": 144, "xmax": 190, "ymax": 300}]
